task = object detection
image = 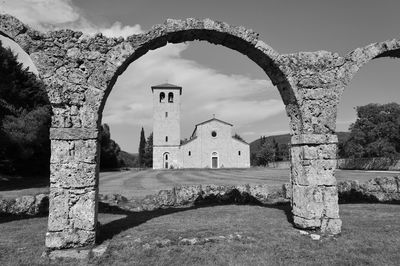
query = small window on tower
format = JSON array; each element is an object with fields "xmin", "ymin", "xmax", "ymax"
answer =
[
  {"xmin": 168, "ymin": 92, "xmax": 174, "ymax": 103},
  {"xmin": 165, "ymin": 112, "xmax": 168, "ymax": 118},
  {"xmin": 166, "ymin": 136, "xmax": 168, "ymax": 142},
  {"xmin": 211, "ymin": 131, "xmax": 217, "ymax": 137},
  {"xmin": 238, "ymin": 151, "xmax": 241, "ymax": 156},
  {"xmin": 188, "ymin": 151, "xmax": 191, "ymax": 156},
  {"xmin": 159, "ymin": 92, "xmax": 165, "ymax": 103}
]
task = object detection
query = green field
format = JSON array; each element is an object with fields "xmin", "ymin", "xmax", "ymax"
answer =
[
  {"xmin": 1, "ymin": 168, "xmax": 400, "ymax": 265},
  {"xmin": 1, "ymin": 203, "xmax": 400, "ymax": 265}
]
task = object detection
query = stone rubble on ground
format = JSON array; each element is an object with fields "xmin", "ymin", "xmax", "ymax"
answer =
[{"xmin": 310, "ymin": 234, "xmax": 321, "ymax": 240}]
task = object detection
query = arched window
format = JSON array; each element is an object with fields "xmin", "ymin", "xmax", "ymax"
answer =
[
  {"xmin": 238, "ymin": 151, "xmax": 241, "ymax": 156},
  {"xmin": 188, "ymin": 151, "xmax": 191, "ymax": 156},
  {"xmin": 159, "ymin": 92, "xmax": 165, "ymax": 102},
  {"xmin": 165, "ymin": 136, "xmax": 168, "ymax": 142},
  {"xmin": 168, "ymin": 92, "xmax": 174, "ymax": 103}
]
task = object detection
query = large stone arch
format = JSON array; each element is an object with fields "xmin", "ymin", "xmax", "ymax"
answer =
[
  {"xmin": 339, "ymin": 39, "xmax": 400, "ymax": 94},
  {"xmin": 0, "ymin": 13, "xmax": 348, "ymax": 250}
]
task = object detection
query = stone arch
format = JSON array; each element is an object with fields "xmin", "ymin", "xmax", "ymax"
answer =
[
  {"xmin": 341, "ymin": 39, "xmax": 400, "ymax": 90},
  {"xmin": 0, "ymin": 13, "xmax": 349, "ymax": 250},
  {"xmin": 96, "ymin": 18, "xmax": 301, "ymax": 132}
]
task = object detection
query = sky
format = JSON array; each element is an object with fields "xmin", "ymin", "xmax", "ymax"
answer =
[{"xmin": 0, "ymin": 0, "xmax": 399, "ymax": 153}]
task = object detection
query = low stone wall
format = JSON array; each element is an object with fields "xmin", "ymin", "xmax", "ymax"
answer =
[
  {"xmin": 337, "ymin": 176, "xmax": 400, "ymax": 203},
  {"xmin": 99, "ymin": 184, "xmax": 288, "ymax": 212},
  {"xmin": 0, "ymin": 194, "xmax": 48, "ymax": 216},
  {"xmin": 337, "ymin": 158, "xmax": 400, "ymax": 171},
  {"xmin": 1, "ymin": 176, "xmax": 399, "ymax": 216}
]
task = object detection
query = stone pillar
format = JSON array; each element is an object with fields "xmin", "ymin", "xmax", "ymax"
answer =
[
  {"xmin": 290, "ymin": 134, "xmax": 342, "ymax": 234},
  {"xmin": 45, "ymin": 128, "xmax": 100, "ymax": 249}
]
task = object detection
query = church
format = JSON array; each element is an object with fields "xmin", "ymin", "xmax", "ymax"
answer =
[{"xmin": 151, "ymin": 83, "xmax": 250, "ymax": 169}]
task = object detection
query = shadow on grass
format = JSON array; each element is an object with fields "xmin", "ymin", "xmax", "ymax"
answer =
[
  {"xmin": 0, "ymin": 175, "xmax": 49, "ymax": 191},
  {"xmin": 97, "ymin": 198, "xmax": 293, "ymax": 244},
  {"xmin": 0, "ymin": 213, "xmax": 48, "ymax": 223}
]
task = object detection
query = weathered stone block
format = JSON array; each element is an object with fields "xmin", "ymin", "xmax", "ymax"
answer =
[
  {"xmin": 291, "ymin": 159, "xmax": 337, "ymax": 186},
  {"xmin": 8, "ymin": 195, "xmax": 35, "ymax": 215},
  {"xmin": 69, "ymin": 190, "xmax": 97, "ymax": 231},
  {"xmin": 50, "ymin": 128, "xmax": 99, "ymax": 140},
  {"xmin": 291, "ymin": 134, "xmax": 338, "ymax": 145},
  {"xmin": 156, "ymin": 189, "xmax": 176, "ymax": 207},
  {"xmin": 320, "ymin": 218, "xmax": 342, "ymax": 234},
  {"xmin": 48, "ymin": 188, "xmax": 70, "ymax": 231},
  {"xmin": 175, "ymin": 185, "xmax": 202, "ymax": 205},
  {"xmin": 248, "ymin": 184, "xmax": 270, "ymax": 203},
  {"xmin": 323, "ymin": 186, "xmax": 340, "ymax": 219},
  {"xmin": 293, "ymin": 215, "xmax": 321, "ymax": 229},
  {"xmin": 50, "ymin": 162, "xmax": 97, "ymax": 188},
  {"xmin": 51, "ymin": 139, "xmax": 97, "ymax": 164},
  {"xmin": 45, "ymin": 229, "xmax": 96, "ymax": 249},
  {"xmin": 291, "ymin": 144, "xmax": 337, "ymax": 160},
  {"xmin": 292, "ymin": 184, "xmax": 324, "ymax": 219}
]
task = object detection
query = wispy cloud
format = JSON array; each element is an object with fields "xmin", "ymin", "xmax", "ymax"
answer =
[{"xmin": 0, "ymin": 0, "xmax": 142, "ymax": 37}]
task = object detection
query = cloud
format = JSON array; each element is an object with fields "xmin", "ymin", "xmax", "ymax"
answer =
[
  {"xmin": 100, "ymin": 21, "xmax": 143, "ymax": 38},
  {"xmin": 0, "ymin": 0, "xmax": 142, "ymax": 37}
]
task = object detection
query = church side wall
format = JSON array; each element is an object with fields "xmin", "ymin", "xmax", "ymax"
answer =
[
  {"xmin": 180, "ymin": 139, "xmax": 202, "ymax": 168},
  {"xmin": 231, "ymin": 138, "xmax": 250, "ymax": 168}
]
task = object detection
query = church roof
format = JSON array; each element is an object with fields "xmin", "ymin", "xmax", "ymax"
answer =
[
  {"xmin": 151, "ymin": 83, "xmax": 182, "ymax": 94},
  {"xmin": 195, "ymin": 117, "xmax": 233, "ymax": 127},
  {"xmin": 191, "ymin": 117, "xmax": 233, "ymax": 138}
]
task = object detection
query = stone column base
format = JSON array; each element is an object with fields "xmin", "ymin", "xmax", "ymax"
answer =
[
  {"xmin": 45, "ymin": 230, "xmax": 96, "ymax": 250},
  {"xmin": 293, "ymin": 215, "xmax": 342, "ymax": 235}
]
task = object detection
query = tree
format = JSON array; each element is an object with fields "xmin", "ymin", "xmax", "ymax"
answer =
[
  {"xmin": 138, "ymin": 127, "xmax": 146, "ymax": 167},
  {"xmin": 342, "ymin": 103, "xmax": 400, "ymax": 158},
  {"xmin": 255, "ymin": 140, "xmax": 276, "ymax": 166},
  {"xmin": 142, "ymin": 132, "xmax": 153, "ymax": 168},
  {"xmin": 0, "ymin": 41, "xmax": 51, "ymax": 176},
  {"xmin": 99, "ymin": 124, "xmax": 122, "ymax": 170}
]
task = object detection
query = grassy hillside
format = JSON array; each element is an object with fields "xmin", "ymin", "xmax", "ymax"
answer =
[{"xmin": 250, "ymin": 132, "xmax": 351, "ymax": 155}]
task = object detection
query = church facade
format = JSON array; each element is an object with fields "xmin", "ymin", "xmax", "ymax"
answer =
[{"xmin": 152, "ymin": 83, "xmax": 250, "ymax": 169}]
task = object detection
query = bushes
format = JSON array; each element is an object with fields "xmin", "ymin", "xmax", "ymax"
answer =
[{"xmin": 0, "ymin": 41, "xmax": 51, "ymax": 176}]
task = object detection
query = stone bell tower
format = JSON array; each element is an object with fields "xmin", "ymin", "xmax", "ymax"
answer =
[{"xmin": 151, "ymin": 83, "xmax": 182, "ymax": 169}]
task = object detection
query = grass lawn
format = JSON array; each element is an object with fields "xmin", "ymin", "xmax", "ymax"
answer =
[
  {"xmin": 1, "ymin": 203, "xmax": 399, "ymax": 265},
  {"xmin": 2, "ymin": 168, "xmax": 399, "ymax": 199}
]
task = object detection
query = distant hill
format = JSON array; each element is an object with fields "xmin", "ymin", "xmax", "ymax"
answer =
[
  {"xmin": 119, "ymin": 151, "xmax": 138, "ymax": 168},
  {"xmin": 250, "ymin": 132, "xmax": 351, "ymax": 155}
]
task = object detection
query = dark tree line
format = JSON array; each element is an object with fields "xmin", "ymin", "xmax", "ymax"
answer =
[{"xmin": 250, "ymin": 137, "xmax": 289, "ymax": 166}]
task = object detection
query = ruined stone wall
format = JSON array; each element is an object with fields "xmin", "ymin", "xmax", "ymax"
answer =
[{"xmin": 1, "ymin": 13, "xmax": 399, "ymax": 249}]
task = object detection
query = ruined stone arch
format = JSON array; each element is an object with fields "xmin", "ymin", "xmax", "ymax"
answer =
[
  {"xmin": 5, "ymin": 13, "xmax": 394, "ymax": 250},
  {"xmin": 338, "ymin": 39, "xmax": 400, "ymax": 94}
]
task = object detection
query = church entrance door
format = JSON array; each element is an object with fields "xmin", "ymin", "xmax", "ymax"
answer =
[
  {"xmin": 163, "ymin": 152, "xmax": 169, "ymax": 169},
  {"xmin": 212, "ymin": 157, "xmax": 218, "ymax": 168}
]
